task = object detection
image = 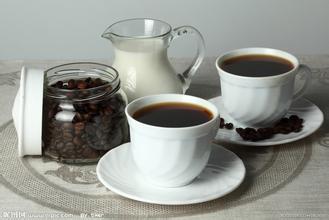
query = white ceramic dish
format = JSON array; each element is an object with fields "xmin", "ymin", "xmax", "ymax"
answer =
[
  {"xmin": 209, "ymin": 96, "xmax": 324, "ymax": 146},
  {"xmin": 96, "ymin": 143, "xmax": 246, "ymax": 205}
]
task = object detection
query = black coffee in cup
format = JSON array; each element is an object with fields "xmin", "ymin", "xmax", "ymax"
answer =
[
  {"xmin": 221, "ymin": 55, "xmax": 294, "ymax": 77},
  {"xmin": 132, "ymin": 102, "xmax": 213, "ymax": 127}
]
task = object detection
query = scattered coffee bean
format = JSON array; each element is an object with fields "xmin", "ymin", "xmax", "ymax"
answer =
[
  {"xmin": 224, "ymin": 123, "xmax": 233, "ymax": 130},
  {"xmin": 220, "ymin": 114, "xmax": 304, "ymax": 142},
  {"xmin": 219, "ymin": 117, "xmax": 225, "ymax": 128},
  {"xmin": 219, "ymin": 117, "xmax": 234, "ymax": 130},
  {"xmin": 289, "ymin": 115, "xmax": 299, "ymax": 121}
]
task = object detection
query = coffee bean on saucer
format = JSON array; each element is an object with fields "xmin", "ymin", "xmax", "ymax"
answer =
[
  {"xmin": 280, "ymin": 127, "xmax": 292, "ymax": 134},
  {"xmin": 224, "ymin": 123, "xmax": 233, "ymax": 130},
  {"xmin": 277, "ymin": 117, "xmax": 289, "ymax": 125},
  {"xmin": 219, "ymin": 118, "xmax": 225, "ymax": 128},
  {"xmin": 219, "ymin": 118, "xmax": 234, "ymax": 130},
  {"xmin": 294, "ymin": 127, "xmax": 303, "ymax": 133},
  {"xmin": 257, "ymin": 127, "xmax": 273, "ymax": 139},
  {"xmin": 244, "ymin": 127, "xmax": 256, "ymax": 134},
  {"xmin": 289, "ymin": 115, "xmax": 299, "ymax": 121},
  {"xmin": 232, "ymin": 114, "xmax": 304, "ymax": 141},
  {"xmin": 297, "ymin": 118, "xmax": 304, "ymax": 125}
]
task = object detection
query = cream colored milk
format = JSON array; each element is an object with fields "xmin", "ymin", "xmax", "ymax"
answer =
[{"xmin": 112, "ymin": 39, "xmax": 183, "ymax": 102}]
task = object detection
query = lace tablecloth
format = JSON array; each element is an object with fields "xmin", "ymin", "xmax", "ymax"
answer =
[{"xmin": 0, "ymin": 57, "xmax": 329, "ymax": 219}]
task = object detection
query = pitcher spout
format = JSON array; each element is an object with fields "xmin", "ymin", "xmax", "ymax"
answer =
[{"xmin": 101, "ymin": 28, "xmax": 114, "ymax": 41}]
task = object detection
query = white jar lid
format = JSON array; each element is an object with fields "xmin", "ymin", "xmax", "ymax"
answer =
[{"xmin": 12, "ymin": 67, "xmax": 44, "ymax": 157}]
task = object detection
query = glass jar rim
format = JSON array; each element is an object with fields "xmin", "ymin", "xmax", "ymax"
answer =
[{"xmin": 45, "ymin": 62, "xmax": 120, "ymax": 101}]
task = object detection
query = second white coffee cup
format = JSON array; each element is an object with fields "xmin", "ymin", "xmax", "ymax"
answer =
[
  {"xmin": 125, "ymin": 94, "xmax": 219, "ymax": 187},
  {"xmin": 216, "ymin": 47, "xmax": 311, "ymax": 127}
]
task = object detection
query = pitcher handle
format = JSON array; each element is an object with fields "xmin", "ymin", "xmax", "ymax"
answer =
[{"xmin": 171, "ymin": 26, "xmax": 205, "ymax": 93}]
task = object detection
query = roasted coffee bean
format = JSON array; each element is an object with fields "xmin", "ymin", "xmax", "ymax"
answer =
[
  {"xmin": 224, "ymin": 123, "xmax": 233, "ymax": 130},
  {"xmin": 74, "ymin": 122, "xmax": 85, "ymax": 130},
  {"xmin": 294, "ymin": 127, "xmax": 302, "ymax": 133},
  {"xmin": 96, "ymin": 130, "xmax": 103, "ymax": 139},
  {"xmin": 73, "ymin": 112, "xmax": 83, "ymax": 122},
  {"xmin": 74, "ymin": 129, "xmax": 82, "ymax": 135},
  {"xmin": 55, "ymin": 81, "xmax": 63, "ymax": 88},
  {"xmin": 219, "ymin": 118, "xmax": 235, "ymax": 130},
  {"xmin": 85, "ymin": 77, "xmax": 92, "ymax": 84},
  {"xmin": 280, "ymin": 127, "xmax": 291, "ymax": 134},
  {"xmin": 62, "ymin": 122, "xmax": 73, "ymax": 129},
  {"xmin": 64, "ymin": 143, "xmax": 75, "ymax": 150},
  {"xmin": 257, "ymin": 128, "xmax": 272, "ymax": 138},
  {"xmin": 56, "ymin": 142, "xmax": 64, "ymax": 149},
  {"xmin": 291, "ymin": 123, "xmax": 300, "ymax": 130},
  {"xmin": 73, "ymin": 137, "xmax": 83, "ymax": 146},
  {"xmin": 48, "ymin": 109, "xmax": 55, "ymax": 119},
  {"xmin": 63, "ymin": 132, "xmax": 73, "ymax": 141},
  {"xmin": 82, "ymin": 148, "xmax": 99, "ymax": 158},
  {"xmin": 219, "ymin": 118, "xmax": 225, "ymax": 128},
  {"xmin": 230, "ymin": 114, "xmax": 304, "ymax": 141},
  {"xmin": 77, "ymin": 80, "xmax": 87, "ymax": 89},
  {"xmin": 289, "ymin": 115, "xmax": 299, "ymax": 121},
  {"xmin": 88, "ymin": 104, "xmax": 98, "ymax": 112},
  {"xmin": 74, "ymin": 104, "xmax": 85, "ymax": 112},
  {"xmin": 297, "ymin": 118, "xmax": 304, "ymax": 125},
  {"xmin": 244, "ymin": 127, "xmax": 256, "ymax": 134},
  {"xmin": 105, "ymin": 86, "xmax": 113, "ymax": 93},
  {"xmin": 104, "ymin": 106, "xmax": 113, "ymax": 115},
  {"xmin": 277, "ymin": 117, "xmax": 289, "ymax": 125},
  {"xmin": 67, "ymin": 79, "xmax": 76, "ymax": 89},
  {"xmin": 235, "ymin": 128, "xmax": 244, "ymax": 134},
  {"xmin": 83, "ymin": 113, "xmax": 91, "ymax": 121},
  {"xmin": 85, "ymin": 125, "xmax": 94, "ymax": 135},
  {"xmin": 93, "ymin": 116, "xmax": 102, "ymax": 124},
  {"xmin": 93, "ymin": 78, "xmax": 103, "ymax": 87}
]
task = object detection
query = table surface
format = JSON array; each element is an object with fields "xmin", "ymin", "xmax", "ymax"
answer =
[{"xmin": 0, "ymin": 56, "xmax": 329, "ymax": 220}]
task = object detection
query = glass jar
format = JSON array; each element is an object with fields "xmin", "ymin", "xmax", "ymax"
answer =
[{"xmin": 42, "ymin": 63, "xmax": 129, "ymax": 163}]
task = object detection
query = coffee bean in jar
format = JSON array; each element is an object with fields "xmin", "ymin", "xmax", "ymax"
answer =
[{"xmin": 42, "ymin": 63, "xmax": 129, "ymax": 163}]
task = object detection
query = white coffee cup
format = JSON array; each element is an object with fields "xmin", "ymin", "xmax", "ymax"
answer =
[
  {"xmin": 125, "ymin": 94, "xmax": 219, "ymax": 187},
  {"xmin": 215, "ymin": 47, "xmax": 311, "ymax": 127}
]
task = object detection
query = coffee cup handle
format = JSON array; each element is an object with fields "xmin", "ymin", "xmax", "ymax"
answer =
[
  {"xmin": 293, "ymin": 64, "xmax": 311, "ymax": 100},
  {"xmin": 170, "ymin": 26, "xmax": 206, "ymax": 93}
]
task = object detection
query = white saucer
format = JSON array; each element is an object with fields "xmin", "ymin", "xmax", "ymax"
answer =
[
  {"xmin": 209, "ymin": 96, "xmax": 324, "ymax": 146},
  {"xmin": 96, "ymin": 143, "xmax": 246, "ymax": 205}
]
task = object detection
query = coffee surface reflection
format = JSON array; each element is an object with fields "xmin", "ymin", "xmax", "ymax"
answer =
[{"xmin": 133, "ymin": 102, "xmax": 213, "ymax": 127}]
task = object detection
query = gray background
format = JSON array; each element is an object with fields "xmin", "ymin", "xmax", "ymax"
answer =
[{"xmin": 1, "ymin": 0, "xmax": 328, "ymax": 60}]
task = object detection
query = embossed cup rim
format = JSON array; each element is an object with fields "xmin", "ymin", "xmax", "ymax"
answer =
[
  {"xmin": 125, "ymin": 94, "xmax": 219, "ymax": 134},
  {"xmin": 215, "ymin": 47, "xmax": 299, "ymax": 81}
]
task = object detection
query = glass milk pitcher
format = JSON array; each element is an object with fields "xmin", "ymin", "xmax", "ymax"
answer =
[{"xmin": 102, "ymin": 18, "xmax": 205, "ymax": 101}]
